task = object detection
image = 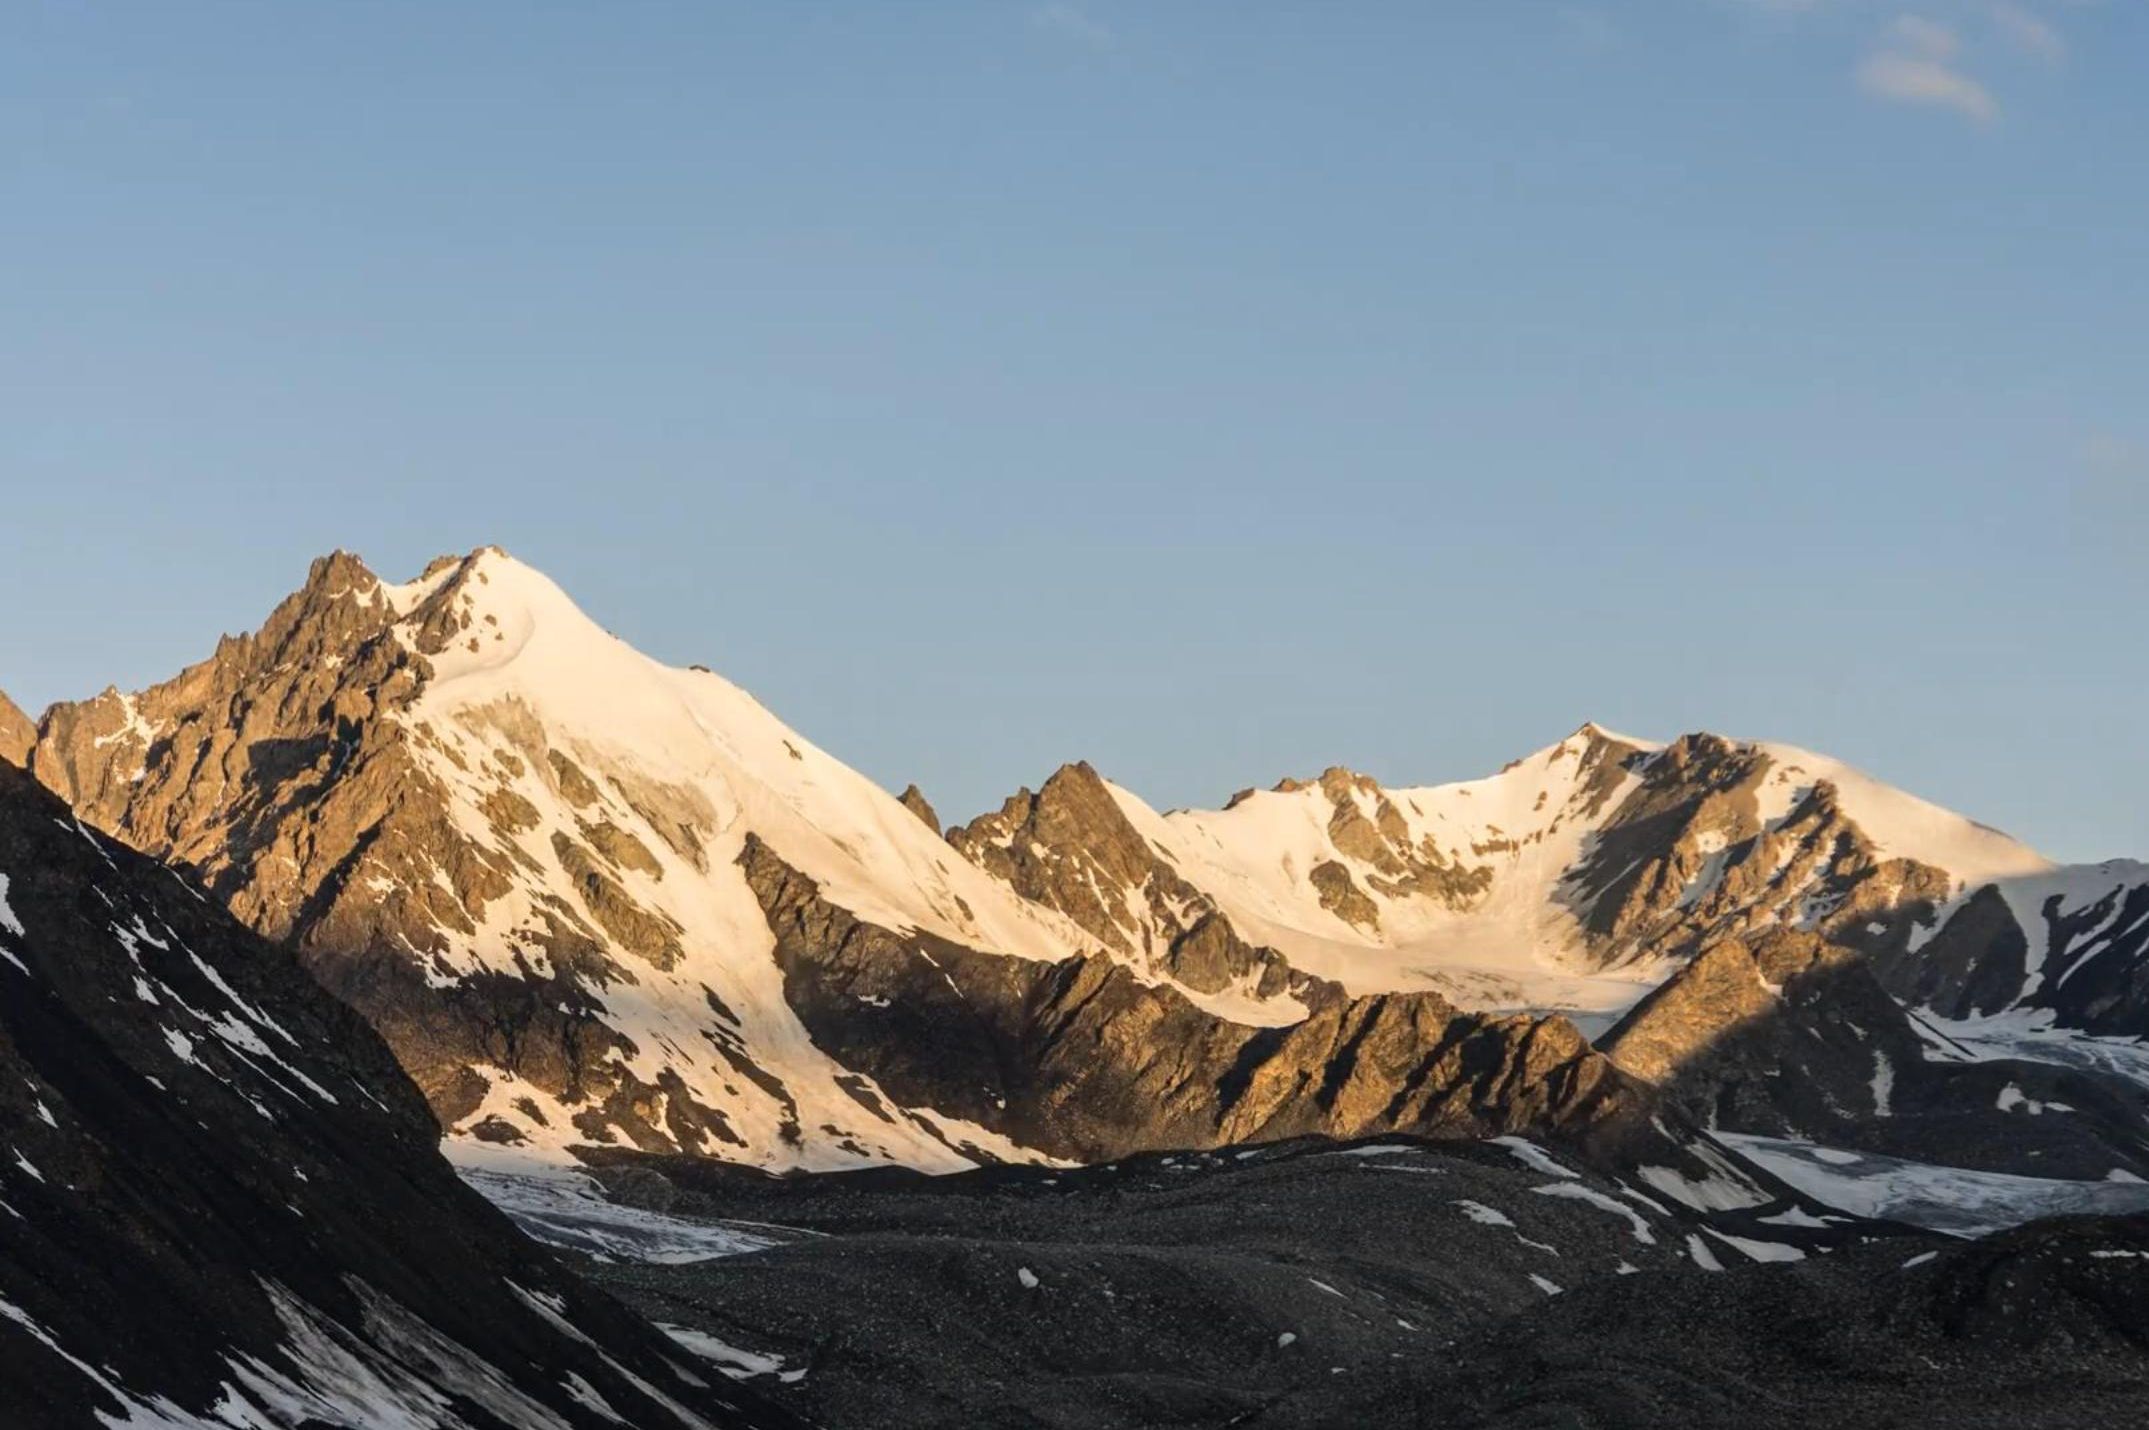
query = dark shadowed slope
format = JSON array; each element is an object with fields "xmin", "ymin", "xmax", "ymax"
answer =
[
  {"xmin": 0, "ymin": 759, "xmax": 795, "ymax": 1429},
  {"xmin": 563, "ymin": 1134, "xmax": 1874, "ymax": 1430},
  {"xmin": 1244, "ymin": 1212, "xmax": 2149, "ymax": 1429}
]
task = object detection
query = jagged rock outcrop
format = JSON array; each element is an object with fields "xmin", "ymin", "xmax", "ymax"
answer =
[
  {"xmin": 953, "ymin": 728, "xmax": 2149, "ymax": 1064},
  {"xmin": 896, "ymin": 783, "xmax": 939, "ymax": 832},
  {"xmin": 1562, "ymin": 735, "xmax": 1958, "ymax": 966},
  {"xmin": 20, "ymin": 550, "xmax": 685, "ymax": 1146},
  {"xmin": 1592, "ymin": 937, "xmax": 1788, "ymax": 1086},
  {"xmin": 950, "ymin": 760, "xmax": 1339, "ymax": 1010},
  {"xmin": 20, "ymin": 550, "xmax": 1039, "ymax": 1165},
  {"xmin": 0, "ymin": 689, "xmax": 32, "ymax": 766},
  {"xmin": 0, "ymin": 759, "xmax": 792, "ymax": 1429}
]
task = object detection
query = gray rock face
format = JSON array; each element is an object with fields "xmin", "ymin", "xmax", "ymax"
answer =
[
  {"xmin": 1877, "ymin": 883, "xmax": 2031, "ymax": 1019},
  {"xmin": 1562, "ymin": 735, "xmax": 1936, "ymax": 964},
  {"xmin": 572, "ymin": 1136, "xmax": 1860, "ymax": 1430}
]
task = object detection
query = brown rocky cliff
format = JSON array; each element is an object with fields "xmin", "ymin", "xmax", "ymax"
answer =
[
  {"xmin": 950, "ymin": 761, "xmax": 1158, "ymax": 946},
  {"xmin": 950, "ymin": 760, "xmax": 1330, "ymax": 1004},
  {"xmin": 897, "ymin": 783, "xmax": 940, "ymax": 832},
  {"xmin": 1559, "ymin": 734, "xmax": 1960, "ymax": 973},
  {"xmin": 1596, "ymin": 938, "xmax": 1786, "ymax": 1085},
  {"xmin": 0, "ymin": 689, "xmax": 33, "ymax": 766}
]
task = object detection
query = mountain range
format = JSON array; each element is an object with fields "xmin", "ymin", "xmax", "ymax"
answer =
[{"xmin": 4, "ymin": 546, "xmax": 2147, "ymax": 1427}]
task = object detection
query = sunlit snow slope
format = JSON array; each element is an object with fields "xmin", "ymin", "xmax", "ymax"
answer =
[
  {"xmin": 384, "ymin": 551, "xmax": 1108, "ymax": 1169},
  {"xmin": 965, "ymin": 722, "xmax": 2074, "ymax": 1038},
  {"xmin": 1107, "ymin": 731, "xmax": 1667, "ymax": 1023}
]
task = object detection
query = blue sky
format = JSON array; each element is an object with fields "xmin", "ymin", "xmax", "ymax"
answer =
[{"xmin": 2, "ymin": 1, "xmax": 2143, "ymax": 860}]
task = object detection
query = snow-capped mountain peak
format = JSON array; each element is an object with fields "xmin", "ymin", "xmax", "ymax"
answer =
[
  {"xmin": 393, "ymin": 547, "xmax": 1088, "ymax": 961},
  {"xmin": 26, "ymin": 549, "xmax": 1110, "ymax": 1171},
  {"xmin": 1742, "ymin": 740, "xmax": 2052, "ymax": 887},
  {"xmin": 19, "ymin": 547, "xmax": 2144, "ymax": 1179},
  {"xmin": 954, "ymin": 724, "xmax": 2098, "ymax": 1040}
]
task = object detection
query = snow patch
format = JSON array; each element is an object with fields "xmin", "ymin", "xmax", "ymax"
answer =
[{"xmin": 0, "ymin": 873, "xmax": 23, "ymax": 939}]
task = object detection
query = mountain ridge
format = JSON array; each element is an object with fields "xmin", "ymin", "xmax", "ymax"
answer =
[
  {"xmin": 9, "ymin": 549, "xmax": 1670, "ymax": 1175},
  {"xmin": 13, "ymin": 546, "xmax": 2146, "ymax": 1184}
]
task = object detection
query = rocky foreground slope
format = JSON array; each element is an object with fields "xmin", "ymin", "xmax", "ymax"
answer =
[
  {"xmin": 1286, "ymin": 1210, "xmax": 2149, "ymax": 1430},
  {"xmin": 498, "ymin": 1135, "xmax": 2148, "ymax": 1430},
  {"xmin": 0, "ymin": 759, "xmax": 792, "ymax": 1427},
  {"xmin": 569, "ymin": 1134, "xmax": 1861, "ymax": 1429}
]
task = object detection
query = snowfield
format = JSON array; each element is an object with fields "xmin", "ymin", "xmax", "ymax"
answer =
[{"xmin": 1715, "ymin": 1133, "xmax": 2149, "ymax": 1237}]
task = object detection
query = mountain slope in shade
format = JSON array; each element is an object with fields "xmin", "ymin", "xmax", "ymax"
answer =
[
  {"xmin": 573, "ymin": 1135, "xmax": 1867, "ymax": 1430},
  {"xmin": 1881, "ymin": 859, "xmax": 2149, "ymax": 1035},
  {"xmin": 0, "ymin": 759, "xmax": 792, "ymax": 1429},
  {"xmin": 1597, "ymin": 928, "xmax": 2149, "ymax": 1185}
]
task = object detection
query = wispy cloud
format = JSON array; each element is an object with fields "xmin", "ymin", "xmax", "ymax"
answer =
[
  {"xmin": 1029, "ymin": 3, "xmax": 1115, "ymax": 53},
  {"xmin": 1857, "ymin": 16, "xmax": 1999, "ymax": 124},
  {"xmin": 1991, "ymin": 1, "xmax": 2065, "ymax": 62}
]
